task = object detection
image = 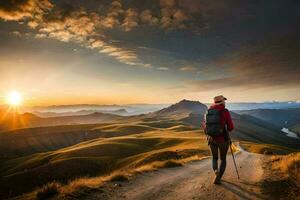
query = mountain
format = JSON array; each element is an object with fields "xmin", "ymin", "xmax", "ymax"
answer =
[
  {"xmin": 33, "ymin": 109, "xmax": 129, "ymax": 117},
  {"xmin": 158, "ymin": 102, "xmax": 300, "ymax": 149},
  {"xmin": 0, "ymin": 110, "xmax": 41, "ymax": 131},
  {"xmin": 0, "ymin": 109, "xmax": 125, "ymax": 131},
  {"xmin": 26, "ymin": 104, "xmax": 168, "ymax": 115},
  {"xmin": 229, "ymin": 112, "xmax": 300, "ymax": 149},
  {"xmin": 155, "ymin": 99, "xmax": 207, "ymax": 117},
  {"xmin": 226, "ymin": 101, "xmax": 300, "ymax": 110},
  {"xmin": 235, "ymin": 108, "xmax": 300, "ymax": 128}
]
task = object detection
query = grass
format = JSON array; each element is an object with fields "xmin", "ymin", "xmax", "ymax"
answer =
[
  {"xmin": 36, "ymin": 182, "xmax": 61, "ymax": 200},
  {"xmin": 239, "ymin": 141, "xmax": 297, "ymax": 155},
  {"xmin": 0, "ymin": 126, "xmax": 208, "ymax": 199},
  {"xmin": 5, "ymin": 116, "xmax": 298, "ymax": 200},
  {"xmin": 16, "ymin": 155, "xmax": 200, "ymax": 200},
  {"xmin": 271, "ymin": 152, "xmax": 300, "ymax": 184},
  {"xmin": 262, "ymin": 152, "xmax": 300, "ymax": 200},
  {"xmin": 154, "ymin": 160, "xmax": 183, "ymax": 168}
]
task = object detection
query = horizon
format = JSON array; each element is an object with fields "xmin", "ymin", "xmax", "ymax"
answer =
[
  {"xmin": 2, "ymin": 99, "xmax": 300, "ymax": 108},
  {"xmin": 1, "ymin": 98, "xmax": 300, "ymax": 111},
  {"xmin": 1, "ymin": 0, "xmax": 300, "ymax": 106}
]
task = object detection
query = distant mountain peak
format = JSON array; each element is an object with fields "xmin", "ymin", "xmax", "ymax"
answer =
[{"xmin": 156, "ymin": 99, "xmax": 207, "ymax": 116}]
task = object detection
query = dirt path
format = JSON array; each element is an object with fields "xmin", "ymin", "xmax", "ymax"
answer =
[{"xmin": 88, "ymin": 147, "xmax": 267, "ymax": 200}]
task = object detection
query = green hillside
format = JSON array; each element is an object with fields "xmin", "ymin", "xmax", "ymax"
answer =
[{"xmin": 0, "ymin": 123, "xmax": 208, "ymax": 198}]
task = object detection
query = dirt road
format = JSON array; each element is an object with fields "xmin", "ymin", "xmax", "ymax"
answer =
[{"xmin": 88, "ymin": 147, "xmax": 267, "ymax": 200}]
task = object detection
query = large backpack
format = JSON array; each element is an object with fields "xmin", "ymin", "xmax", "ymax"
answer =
[{"xmin": 205, "ymin": 108, "xmax": 225, "ymax": 137}]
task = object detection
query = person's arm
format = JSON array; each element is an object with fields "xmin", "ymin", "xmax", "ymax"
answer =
[{"xmin": 225, "ymin": 110, "xmax": 234, "ymax": 131}]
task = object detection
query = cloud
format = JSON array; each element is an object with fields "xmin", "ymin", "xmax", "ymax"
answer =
[
  {"xmin": 101, "ymin": 0, "xmax": 124, "ymax": 28},
  {"xmin": 99, "ymin": 44, "xmax": 139, "ymax": 65},
  {"xmin": 0, "ymin": 0, "xmax": 52, "ymax": 21},
  {"xmin": 184, "ymin": 36, "xmax": 300, "ymax": 91},
  {"xmin": 122, "ymin": 8, "xmax": 139, "ymax": 31},
  {"xmin": 15, "ymin": 2, "xmax": 147, "ymax": 67},
  {"xmin": 179, "ymin": 65, "xmax": 197, "ymax": 72},
  {"xmin": 159, "ymin": 0, "xmax": 189, "ymax": 30},
  {"xmin": 88, "ymin": 39, "xmax": 105, "ymax": 49},
  {"xmin": 157, "ymin": 67, "xmax": 169, "ymax": 71},
  {"xmin": 160, "ymin": 0, "xmax": 176, "ymax": 8},
  {"xmin": 11, "ymin": 31, "xmax": 22, "ymax": 37},
  {"xmin": 0, "ymin": 0, "xmax": 231, "ymax": 67},
  {"xmin": 140, "ymin": 10, "xmax": 159, "ymax": 25},
  {"xmin": 34, "ymin": 8, "xmax": 99, "ymax": 43}
]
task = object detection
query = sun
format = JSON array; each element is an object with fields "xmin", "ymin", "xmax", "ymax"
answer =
[{"xmin": 6, "ymin": 91, "xmax": 23, "ymax": 106}]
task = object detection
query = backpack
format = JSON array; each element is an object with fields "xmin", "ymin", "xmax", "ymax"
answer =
[{"xmin": 205, "ymin": 108, "xmax": 225, "ymax": 137}]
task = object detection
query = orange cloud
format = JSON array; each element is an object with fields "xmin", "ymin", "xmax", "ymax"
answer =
[{"xmin": 0, "ymin": 0, "xmax": 52, "ymax": 21}]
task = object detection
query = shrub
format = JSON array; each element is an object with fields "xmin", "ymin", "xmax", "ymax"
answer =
[
  {"xmin": 109, "ymin": 174, "xmax": 129, "ymax": 182},
  {"xmin": 36, "ymin": 182, "xmax": 61, "ymax": 200},
  {"xmin": 155, "ymin": 160, "xmax": 183, "ymax": 168}
]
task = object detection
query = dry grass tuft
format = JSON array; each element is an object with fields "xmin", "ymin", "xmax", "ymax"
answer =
[
  {"xmin": 36, "ymin": 182, "xmax": 61, "ymax": 200},
  {"xmin": 59, "ymin": 177, "xmax": 103, "ymax": 197},
  {"xmin": 157, "ymin": 160, "xmax": 183, "ymax": 168},
  {"xmin": 262, "ymin": 152, "xmax": 300, "ymax": 199},
  {"xmin": 271, "ymin": 152, "xmax": 300, "ymax": 185},
  {"xmin": 239, "ymin": 141, "xmax": 295, "ymax": 155}
]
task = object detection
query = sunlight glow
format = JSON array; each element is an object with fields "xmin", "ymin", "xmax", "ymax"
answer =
[{"xmin": 6, "ymin": 91, "xmax": 23, "ymax": 106}]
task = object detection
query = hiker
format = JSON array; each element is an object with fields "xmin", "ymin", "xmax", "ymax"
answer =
[{"xmin": 202, "ymin": 95, "xmax": 234, "ymax": 184}]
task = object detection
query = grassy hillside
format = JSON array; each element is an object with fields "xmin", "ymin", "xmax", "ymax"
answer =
[
  {"xmin": 0, "ymin": 118, "xmax": 194, "ymax": 158},
  {"xmin": 0, "ymin": 109, "xmax": 124, "ymax": 132},
  {"xmin": 262, "ymin": 152, "xmax": 300, "ymax": 199},
  {"xmin": 1, "ymin": 100, "xmax": 300, "ymax": 199},
  {"xmin": 230, "ymin": 112, "xmax": 300, "ymax": 149},
  {"xmin": 239, "ymin": 141, "xmax": 298, "ymax": 155},
  {"xmin": 0, "ymin": 124, "xmax": 208, "ymax": 199},
  {"xmin": 235, "ymin": 108, "xmax": 300, "ymax": 128}
]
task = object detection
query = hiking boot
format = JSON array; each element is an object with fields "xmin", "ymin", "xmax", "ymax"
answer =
[{"xmin": 213, "ymin": 170, "xmax": 221, "ymax": 184}]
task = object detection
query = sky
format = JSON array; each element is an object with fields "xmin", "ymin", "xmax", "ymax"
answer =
[{"xmin": 0, "ymin": 0, "xmax": 299, "ymax": 106}]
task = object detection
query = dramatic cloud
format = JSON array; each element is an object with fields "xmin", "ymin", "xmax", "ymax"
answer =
[
  {"xmin": 159, "ymin": 0, "xmax": 189, "ymax": 30},
  {"xmin": 101, "ymin": 0, "xmax": 124, "ymax": 28},
  {"xmin": 122, "ymin": 8, "xmax": 139, "ymax": 31},
  {"xmin": 185, "ymin": 36, "xmax": 300, "ymax": 91},
  {"xmin": 1, "ymin": 0, "xmax": 299, "ymax": 75},
  {"xmin": 17, "ymin": 1, "xmax": 149, "ymax": 67},
  {"xmin": 0, "ymin": 0, "xmax": 52, "ymax": 21},
  {"xmin": 140, "ymin": 10, "xmax": 159, "ymax": 25}
]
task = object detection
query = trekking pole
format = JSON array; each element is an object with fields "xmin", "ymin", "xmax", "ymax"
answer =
[{"xmin": 229, "ymin": 140, "xmax": 240, "ymax": 179}]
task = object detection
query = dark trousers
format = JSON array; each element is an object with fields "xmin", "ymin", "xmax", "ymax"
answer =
[{"xmin": 209, "ymin": 141, "xmax": 229, "ymax": 178}]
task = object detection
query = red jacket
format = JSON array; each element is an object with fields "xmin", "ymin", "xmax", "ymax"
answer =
[{"xmin": 202, "ymin": 104, "xmax": 234, "ymax": 143}]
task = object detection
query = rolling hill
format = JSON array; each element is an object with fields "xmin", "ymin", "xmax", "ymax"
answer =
[
  {"xmin": 0, "ymin": 109, "xmax": 125, "ymax": 132},
  {"xmin": 235, "ymin": 108, "xmax": 300, "ymax": 128},
  {"xmin": 158, "ymin": 101, "xmax": 300, "ymax": 149},
  {"xmin": 0, "ymin": 99, "xmax": 300, "ymax": 199},
  {"xmin": 32, "ymin": 109, "xmax": 129, "ymax": 117},
  {"xmin": 0, "ymin": 126, "xmax": 207, "ymax": 198}
]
